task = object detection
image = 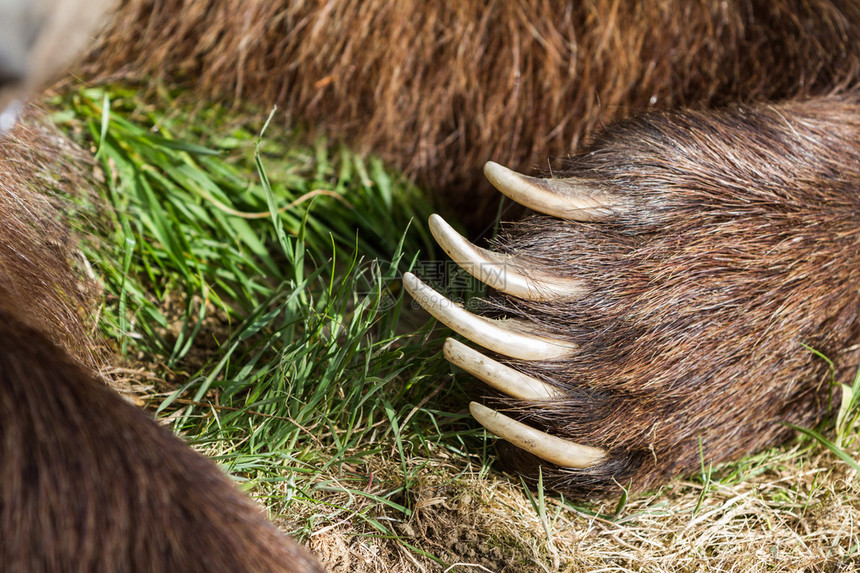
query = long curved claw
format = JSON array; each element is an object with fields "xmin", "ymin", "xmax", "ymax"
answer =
[
  {"xmin": 444, "ymin": 338, "xmax": 561, "ymax": 400},
  {"xmin": 403, "ymin": 272, "xmax": 576, "ymax": 361},
  {"xmin": 484, "ymin": 161, "xmax": 616, "ymax": 221},
  {"xmin": 429, "ymin": 214, "xmax": 585, "ymax": 302},
  {"xmin": 470, "ymin": 402, "xmax": 605, "ymax": 468}
]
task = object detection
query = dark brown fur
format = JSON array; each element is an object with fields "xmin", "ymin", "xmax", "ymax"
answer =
[
  {"xmin": 0, "ymin": 301, "xmax": 326, "ymax": 572},
  {"xmin": 83, "ymin": 0, "xmax": 860, "ymax": 231},
  {"xmin": 487, "ymin": 95, "xmax": 860, "ymax": 496}
]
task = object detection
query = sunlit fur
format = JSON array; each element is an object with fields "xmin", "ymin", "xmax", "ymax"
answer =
[
  {"xmin": 489, "ymin": 96, "xmax": 860, "ymax": 496},
  {"xmin": 84, "ymin": 0, "xmax": 860, "ymax": 230}
]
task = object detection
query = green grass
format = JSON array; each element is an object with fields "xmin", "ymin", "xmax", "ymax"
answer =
[{"xmin": 52, "ymin": 86, "xmax": 492, "ymax": 549}]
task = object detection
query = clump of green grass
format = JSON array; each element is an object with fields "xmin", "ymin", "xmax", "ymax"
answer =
[
  {"xmin": 56, "ymin": 87, "xmax": 440, "ymax": 356},
  {"xmin": 51, "ymin": 86, "xmax": 492, "ymax": 551}
]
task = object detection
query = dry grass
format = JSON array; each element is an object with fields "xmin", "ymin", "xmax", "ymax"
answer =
[{"xmin": 246, "ymin": 438, "xmax": 860, "ymax": 571}]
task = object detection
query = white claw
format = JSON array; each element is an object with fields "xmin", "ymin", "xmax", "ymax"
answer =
[
  {"xmin": 444, "ymin": 338, "xmax": 562, "ymax": 400},
  {"xmin": 470, "ymin": 402, "xmax": 605, "ymax": 468},
  {"xmin": 403, "ymin": 272, "xmax": 576, "ymax": 361},
  {"xmin": 429, "ymin": 214, "xmax": 585, "ymax": 302},
  {"xmin": 484, "ymin": 161, "xmax": 615, "ymax": 221}
]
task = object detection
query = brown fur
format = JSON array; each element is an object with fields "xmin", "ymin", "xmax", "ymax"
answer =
[
  {"xmin": 80, "ymin": 0, "xmax": 860, "ymax": 498},
  {"xmin": 0, "ymin": 116, "xmax": 101, "ymax": 367},
  {"xmin": 84, "ymin": 0, "xmax": 860, "ymax": 231},
  {"xmin": 0, "ymin": 301, "xmax": 326, "ymax": 572},
  {"xmin": 486, "ymin": 95, "xmax": 860, "ymax": 496}
]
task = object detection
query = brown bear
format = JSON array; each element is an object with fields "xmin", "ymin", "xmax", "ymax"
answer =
[{"xmin": 1, "ymin": 0, "xmax": 859, "ymax": 570}]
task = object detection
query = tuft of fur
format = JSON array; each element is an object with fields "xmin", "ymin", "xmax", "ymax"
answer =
[
  {"xmin": 484, "ymin": 95, "xmax": 860, "ymax": 497},
  {"xmin": 84, "ymin": 0, "xmax": 860, "ymax": 230}
]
